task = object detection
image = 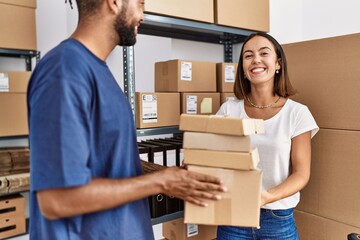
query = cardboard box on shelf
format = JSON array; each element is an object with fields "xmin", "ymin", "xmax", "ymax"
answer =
[
  {"xmin": 144, "ymin": 0, "xmax": 214, "ymax": 23},
  {"xmin": 0, "ymin": 71, "xmax": 31, "ymax": 137},
  {"xmin": 282, "ymin": 33, "xmax": 360, "ymax": 131},
  {"xmin": 163, "ymin": 217, "xmax": 217, "ymax": 240},
  {"xmin": 184, "ymin": 148, "xmax": 259, "ymax": 170},
  {"xmin": 135, "ymin": 92, "xmax": 180, "ymax": 129},
  {"xmin": 0, "ymin": 194, "xmax": 25, "ymax": 219},
  {"xmin": 216, "ymin": 63, "xmax": 237, "ymax": 93},
  {"xmin": 179, "ymin": 114, "xmax": 264, "ymax": 136},
  {"xmin": 214, "ymin": 0, "xmax": 269, "ymax": 32},
  {"xmin": 0, "ymin": 0, "xmax": 37, "ymax": 50},
  {"xmin": 183, "ymin": 131, "xmax": 251, "ymax": 152},
  {"xmin": 180, "ymin": 93, "xmax": 220, "ymax": 115},
  {"xmin": 295, "ymin": 210, "xmax": 360, "ymax": 240},
  {"xmin": 296, "ymin": 129, "xmax": 360, "ymax": 228},
  {"xmin": 155, "ymin": 60, "xmax": 216, "ymax": 92},
  {"xmin": 0, "ymin": 215, "xmax": 26, "ymax": 239},
  {"xmin": 185, "ymin": 165, "xmax": 262, "ymax": 227}
]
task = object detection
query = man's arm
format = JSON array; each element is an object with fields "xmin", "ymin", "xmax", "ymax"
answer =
[{"xmin": 37, "ymin": 166, "xmax": 226, "ymax": 220}]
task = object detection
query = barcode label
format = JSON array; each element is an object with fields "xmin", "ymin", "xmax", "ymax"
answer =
[{"xmin": 187, "ymin": 223, "xmax": 199, "ymax": 237}]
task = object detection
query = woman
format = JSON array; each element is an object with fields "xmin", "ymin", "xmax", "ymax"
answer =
[{"xmin": 216, "ymin": 32, "xmax": 319, "ymax": 239}]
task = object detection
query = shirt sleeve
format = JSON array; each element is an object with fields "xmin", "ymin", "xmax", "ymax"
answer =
[
  {"xmin": 29, "ymin": 62, "xmax": 92, "ymax": 191},
  {"xmin": 292, "ymin": 105, "xmax": 319, "ymax": 139}
]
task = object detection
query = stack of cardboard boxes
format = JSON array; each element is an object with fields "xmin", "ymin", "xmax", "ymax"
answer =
[
  {"xmin": 179, "ymin": 114, "xmax": 264, "ymax": 228},
  {"xmin": 283, "ymin": 33, "xmax": 360, "ymax": 239},
  {"xmin": 0, "ymin": 194, "xmax": 26, "ymax": 239},
  {"xmin": 136, "ymin": 60, "xmax": 241, "ymax": 129}
]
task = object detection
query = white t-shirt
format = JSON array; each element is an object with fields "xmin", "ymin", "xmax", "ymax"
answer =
[{"xmin": 217, "ymin": 98, "xmax": 319, "ymax": 209}]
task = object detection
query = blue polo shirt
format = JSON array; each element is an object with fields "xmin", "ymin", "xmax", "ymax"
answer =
[{"xmin": 27, "ymin": 39, "xmax": 153, "ymax": 239}]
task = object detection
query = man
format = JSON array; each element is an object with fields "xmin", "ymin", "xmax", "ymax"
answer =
[{"xmin": 27, "ymin": 0, "xmax": 226, "ymax": 239}]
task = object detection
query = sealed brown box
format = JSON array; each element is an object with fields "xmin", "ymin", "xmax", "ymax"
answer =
[
  {"xmin": 180, "ymin": 93, "xmax": 220, "ymax": 115},
  {"xmin": 216, "ymin": 63, "xmax": 237, "ymax": 93},
  {"xmin": 135, "ymin": 92, "xmax": 180, "ymax": 129},
  {"xmin": 0, "ymin": 194, "xmax": 25, "ymax": 219},
  {"xmin": 295, "ymin": 210, "xmax": 360, "ymax": 240},
  {"xmin": 183, "ymin": 132, "xmax": 251, "ymax": 152},
  {"xmin": 0, "ymin": 0, "xmax": 37, "ymax": 50},
  {"xmin": 282, "ymin": 33, "xmax": 360, "ymax": 131},
  {"xmin": 296, "ymin": 129, "xmax": 360, "ymax": 228},
  {"xmin": 0, "ymin": 71, "xmax": 31, "ymax": 137},
  {"xmin": 185, "ymin": 165, "xmax": 262, "ymax": 227},
  {"xmin": 0, "ymin": 215, "xmax": 26, "ymax": 239},
  {"xmin": 163, "ymin": 218, "xmax": 217, "ymax": 240},
  {"xmin": 180, "ymin": 114, "xmax": 264, "ymax": 136},
  {"xmin": 145, "ymin": 0, "xmax": 214, "ymax": 23},
  {"xmin": 155, "ymin": 60, "xmax": 216, "ymax": 92},
  {"xmin": 184, "ymin": 148, "xmax": 259, "ymax": 170},
  {"xmin": 214, "ymin": 0, "xmax": 269, "ymax": 32},
  {"xmin": 220, "ymin": 93, "xmax": 237, "ymax": 105}
]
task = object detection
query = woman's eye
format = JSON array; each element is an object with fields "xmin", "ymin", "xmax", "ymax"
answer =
[
  {"xmin": 244, "ymin": 54, "xmax": 252, "ymax": 59},
  {"xmin": 261, "ymin": 52, "xmax": 269, "ymax": 56}
]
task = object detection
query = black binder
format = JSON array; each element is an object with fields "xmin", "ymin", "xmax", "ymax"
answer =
[
  {"xmin": 146, "ymin": 139, "xmax": 181, "ymax": 214},
  {"xmin": 137, "ymin": 142, "xmax": 167, "ymax": 218}
]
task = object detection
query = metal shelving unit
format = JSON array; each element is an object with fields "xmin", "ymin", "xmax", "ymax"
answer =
[
  {"xmin": 125, "ymin": 13, "xmax": 256, "ymax": 137},
  {"xmin": 0, "ymin": 48, "xmax": 40, "ymax": 149},
  {"xmin": 0, "ymin": 48, "xmax": 40, "ymax": 71}
]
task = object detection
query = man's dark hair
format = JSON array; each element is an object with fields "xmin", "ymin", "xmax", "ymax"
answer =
[{"xmin": 73, "ymin": 0, "xmax": 103, "ymax": 19}]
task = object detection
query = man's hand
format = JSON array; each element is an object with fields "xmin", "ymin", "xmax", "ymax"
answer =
[{"xmin": 155, "ymin": 166, "xmax": 227, "ymax": 207}]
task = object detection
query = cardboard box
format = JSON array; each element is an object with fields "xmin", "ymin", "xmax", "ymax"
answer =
[
  {"xmin": 184, "ymin": 148, "xmax": 259, "ymax": 170},
  {"xmin": 296, "ymin": 129, "xmax": 360, "ymax": 228},
  {"xmin": 180, "ymin": 93, "xmax": 220, "ymax": 115},
  {"xmin": 216, "ymin": 63, "xmax": 237, "ymax": 93},
  {"xmin": 282, "ymin": 33, "xmax": 360, "ymax": 131},
  {"xmin": 135, "ymin": 92, "xmax": 180, "ymax": 129},
  {"xmin": 220, "ymin": 93, "xmax": 237, "ymax": 105},
  {"xmin": 0, "ymin": 0, "xmax": 37, "ymax": 50},
  {"xmin": 144, "ymin": 0, "xmax": 214, "ymax": 23},
  {"xmin": 0, "ymin": 71, "xmax": 31, "ymax": 137},
  {"xmin": 0, "ymin": 215, "xmax": 26, "ymax": 239},
  {"xmin": 155, "ymin": 60, "xmax": 216, "ymax": 92},
  {"xmin": 0, "ymin": 194, "xmax": 25, "ymax": 219},
  {"xmin": 179, "ymin": 114, "xmax": 265, "ymax": 136},
  {"xmin": 295, "ymin": 210, "xmax": 360, "ymax": 240},
  {"xmin": 163, "ymin": 218, "xmax": 217, "ymax": 240},
  {"xmin": 185, "ymin": 165, "xmax": 262, "ymax": 227},
  {"xmin": 214, "ymin": 0, "xmax": 269, "ymax": 32},
  {"xmin": 183, "ymin": 132, "xmax": 251, "ymax": 152}
]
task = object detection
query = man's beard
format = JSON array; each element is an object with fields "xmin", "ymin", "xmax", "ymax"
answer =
[{"xmin": 115, "ymin": 7, "xmax": 137, "ymax": 46}]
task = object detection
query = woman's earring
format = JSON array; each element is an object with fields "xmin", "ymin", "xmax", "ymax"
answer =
[
  {"xmin": 276, "ymin": 69, "xmax": 279, "ymax": 74},
  {"xmin": 244, "ymin": 74, "xmax": 247, "ymax": 79}
]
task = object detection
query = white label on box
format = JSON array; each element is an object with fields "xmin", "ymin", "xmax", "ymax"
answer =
[
  {"xmin": 181, "ymin": 61, "xmax": 192, "ymax": 81},
  {"xmin": 187, "ymin": 223, "xmax": 199, "ymax": 237},
  {"xmin": 224, "ymin": 65, "xmax": 235, "ymax": 83},
  {"xmin": 0, "ymin": 73, "xmax": 9, "ymax": 92},
  {"xmin": 186, "ymin": 95, "xmax": 197, "ymax": 114},
  {"xmin": 142, "ymin": 94, "xmax": 158, "ymax": 123}
]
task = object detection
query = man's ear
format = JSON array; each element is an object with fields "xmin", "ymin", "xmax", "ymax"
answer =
[{"xmin": 106, "ymin": 0, "xmax": 122, "ymax": 14}]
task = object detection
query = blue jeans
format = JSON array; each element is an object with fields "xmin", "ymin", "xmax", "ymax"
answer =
[{"xmin": 217, "ymin": 208, "xmax": 299, "ymax": 240}]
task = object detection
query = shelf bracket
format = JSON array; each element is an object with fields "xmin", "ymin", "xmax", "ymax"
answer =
[
  {"xmin": 123, "ymin": 46, "xmax": 136, "ymax": 120},
  {"xmin": 222, "ymin": 33, "xmax": 234, "ymax": 63}
]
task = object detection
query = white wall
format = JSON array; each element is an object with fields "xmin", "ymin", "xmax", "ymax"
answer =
[{"xmin": 268, "ymin": 0, "xmax": 360, "ymax": 44}]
